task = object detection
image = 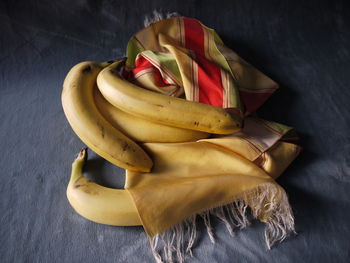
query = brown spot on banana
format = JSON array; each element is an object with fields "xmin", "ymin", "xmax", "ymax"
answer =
[
  {"xmin": 100, "ymin": 125, "xmax": 105, "ymax": 138},
  {"xmin": 124, "ymin": 162, "xmax": 135, "ymax": 167},
  {"xmin": 74, "ymin": 184, "xmax": 88, "ymax": 189},
  {"xmin": 96, "ymin": 120, "xmax": 105, "ymax": 138},
  {"xmin": 122, "ymin": 142, "xmax": 130, "ymax": 151},
  {"xmin": 82, "ymin": 65, "xmax": 92, "ymax": 74},
  {"xmin": 82, "ymin": 188, "xmax": 98, "ymax": 195}
]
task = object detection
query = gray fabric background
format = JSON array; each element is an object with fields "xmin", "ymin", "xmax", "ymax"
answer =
[{"xmin": 1, "ymin": 0, "xmax": 349, "ymax": 262}]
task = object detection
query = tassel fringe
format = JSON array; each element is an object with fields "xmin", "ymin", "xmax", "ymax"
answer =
[
  {"xmin": 144, "ymin": 10, "xmax": 180, "ymax": 27},
  {"xmin": 148, "ymin": 183, "xmax": 295, "ymax": 263}
]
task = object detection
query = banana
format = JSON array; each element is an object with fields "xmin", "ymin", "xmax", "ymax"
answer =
[
  {"xmin": 62, "ymin": 61, "xmax": 153, "ymax": 172},
  {"xmin": 94, "ymin": 87, "xmax": 210, "ymax": 143},
  {"xmin": 67, "ymin": 148, "xmax": 142, "ymax": 226},
  {"xmin": 97, "ymin": 60, "xmax": 242, "ymax": 135}
]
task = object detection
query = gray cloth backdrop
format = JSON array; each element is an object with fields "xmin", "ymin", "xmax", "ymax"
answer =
[{"xmin": 1, "ymin": 0, "xmax": 349, "ymax": 262}]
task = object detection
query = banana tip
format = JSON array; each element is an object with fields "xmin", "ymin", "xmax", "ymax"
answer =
[{"xmin": 76, "ymin": 148, "xmax": 88, "ymax": 162}]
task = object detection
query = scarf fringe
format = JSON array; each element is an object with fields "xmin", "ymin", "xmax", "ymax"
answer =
[
  {"xmin": 148, "ymin": 183, "xmax": 295, "ymax": 263},
  {"xmin": 144, "ymin": 10, "xmax": 180, "ymax": 27}
]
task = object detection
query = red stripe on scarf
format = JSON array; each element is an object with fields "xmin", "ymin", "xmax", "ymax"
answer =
[
  {"xmin": 132, "ymin": 56, "xmax": 170, "ymax": 87},
  {"xmin": 183, "ymin": 17, "xmax": 223, "ymax": 107}
]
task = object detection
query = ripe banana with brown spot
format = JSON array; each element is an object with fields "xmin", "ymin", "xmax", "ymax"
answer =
[
  {"xmin": 94, "ymin": 87, "xmax": 210, "ymax": 143},
  {"xmin": 67, "ymin": 148, "xmax": 141, "ymax": 226},
  {"xmin": 97, "ymin": 60, "xmax": 242, "ymax": 135},
  {"xmin": 62, "ymin": 61, "xmax": 153, "ymax": 172}
]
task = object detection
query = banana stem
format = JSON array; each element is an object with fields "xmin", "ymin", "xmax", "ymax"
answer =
[{"xmin": 69, "ymin": 148, "xmax": 88, "ymax": 184}]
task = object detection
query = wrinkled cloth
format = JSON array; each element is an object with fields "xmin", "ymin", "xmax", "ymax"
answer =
[
  {"xmin": 123, "ymin": 17, "xmax": 279, "ymax": 115},
  {"xmin": 125, "ymin": 117, "xmax": 300, "ymax": 237},
  {"xmin": 121, "ymin": 16, "xmax": 300, "ymax": 260}
]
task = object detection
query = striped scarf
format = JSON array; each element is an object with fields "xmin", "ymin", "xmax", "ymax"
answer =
[{"xmin": 122, "ymin": 14, "xmax": 300, "ymax": 263}]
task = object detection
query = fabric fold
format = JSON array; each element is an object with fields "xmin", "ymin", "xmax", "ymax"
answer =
[{"xmin": 121, "ymin": 14, "xmax": 300, "ymax": 262}]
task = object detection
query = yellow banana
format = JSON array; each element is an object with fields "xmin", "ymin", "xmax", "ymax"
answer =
[
  {"xmin": 62, "ymin": 61, "xmax": 153, "ymax": 172},
  {"xmin": 94, "ymin": 87, "xmax": 210, "ymax": 143},
  {"xmin": 97, "ymin": 60, "xmax": 242, "ymax": 135},
  {"xmin": 67, "ymin": 148, "xmax": 141, "ymax": 226}
]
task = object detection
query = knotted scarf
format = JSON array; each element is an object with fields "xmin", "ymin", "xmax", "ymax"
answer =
[{"xmin": 120, "ymin": 15, "xmax": 300, "ymax": 262}]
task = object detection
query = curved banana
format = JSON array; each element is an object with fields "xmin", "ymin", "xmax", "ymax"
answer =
[
  {"xmin": 94, "ymin": 87, "xmax": 210, "ymax": 143},
  {"xmin": 97, "ymin": 60, "xmax": 242, "ymax": 135},
  {"xmin": 62, "ymin": 61, "xmax": 153, "ymax": 172},
  {"xmin": 67, "ymin": 148, "xmax": 142, "ymax": 226}
]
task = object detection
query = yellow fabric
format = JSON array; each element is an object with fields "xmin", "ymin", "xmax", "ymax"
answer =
[
  {"xmin": 125, "ymin": 117, "xmax": 300, "ymax": 237},
  {"xmin": 121, "ymin": 16, "xmax": 300, "ymax": 240},
  {"xmin": 263, "ymin": 141, "xmax": 300, "ymax": 180},
  {"xmin": 126, "ymin": 17, "xmax": 278, "ymax": 112}
]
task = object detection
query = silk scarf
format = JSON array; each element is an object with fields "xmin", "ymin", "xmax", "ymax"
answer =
[{"xmin": 121, "ymin": 15, "xmax": 300, "ymax": 262}]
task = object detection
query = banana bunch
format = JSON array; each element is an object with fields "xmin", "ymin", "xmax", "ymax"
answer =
[
  {"xmin": 62, "ymin": 61, "xmax": 153, "ymax": 172},
  {"xmin": 62, "ymin": 59, "xmax": 242, "ymax": 226}
]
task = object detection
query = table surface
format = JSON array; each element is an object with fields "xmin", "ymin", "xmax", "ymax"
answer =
[{"xmin": 1, "ymin": 0, "xmax": 350, "ymax": 262}]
